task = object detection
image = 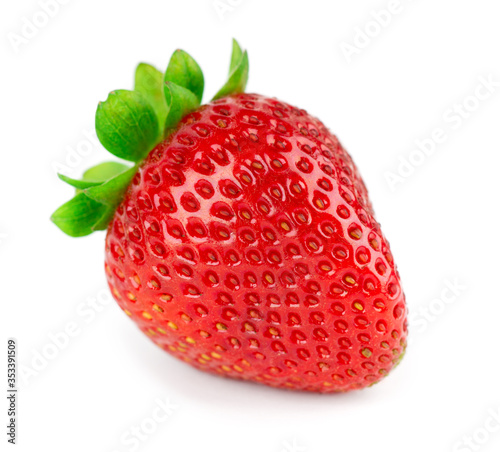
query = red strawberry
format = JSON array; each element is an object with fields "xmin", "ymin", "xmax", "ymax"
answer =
[{"xmin": 52, "ymin": 41, "xmax": 407, "ymax": 392}]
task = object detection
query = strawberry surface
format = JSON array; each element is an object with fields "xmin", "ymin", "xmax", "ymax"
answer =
[{"xmin": 104, "ymin": 93, "xmax": 408, "ymax": 393}]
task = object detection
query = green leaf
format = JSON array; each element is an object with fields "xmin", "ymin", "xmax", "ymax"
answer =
[
  {"xmin": 57, "ymin": 173, "xmax": 102, "ymax": 190},
  {"xmin": 96, "ymin": 90, "xmax": 160, "ymax": 162},
  {"xmin": 58, "ymin": 162, "xmax": 130, "ymax": 190},
  {"xmin": 213, "ymin": 40, "xmax": 249, "ymax": 100},
  {"xmin": 51, "ymin": 193, "xmax": 109, "ymax": 237},
  {"xmin": 164, "ymin": 81, "xmax": 200, "ymax": 133},
  {"xmin": 135, "ymin": 63, "xmax": 168, "ymax": 128},
  {"xmin": 91, "ymin": 206, "xmax": 115, "ymax": 231},
  {"xmin": 165, "ymin": 50, "xmax": 204, "ymax": 103},
  {"xmin": 82, "ymin": 161, "xmax": 131, "ymax": 182},
  {"xmin": 53, "ymin": 163, "xmax": 134, "ymax": 236},
  {"xmin": 84, "ymin": 166, "xmax": 137, "ymax": 207},
  {"xmin": 229, "ymin": 38, "xmax": 243, "ymax": 74}
]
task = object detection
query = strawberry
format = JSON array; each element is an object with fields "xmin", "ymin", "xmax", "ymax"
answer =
[{"xmin": 52, "ymin": 41, "xmax": 407, "ymax": 392}]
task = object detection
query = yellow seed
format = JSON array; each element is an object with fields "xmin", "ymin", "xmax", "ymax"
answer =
[
  {"xmin": 211, "ymin": 352, "xmax": 222, "ymax": 359},
  {"xmin": 149, "ymin": 279, "xmax": 160, "ymax": 289},
  {"xmin": 234, "ymin": 365, "xmax": 244, "ymax": 372},
  {"xmin": 349, "ymin": 228, "xmax": 362, "ymax": 240},
  {"xmin": 323, "ymin": 381, "xmax": 333, "ymax": 387},
  {"xmin": 249, "ymin": 310, "xmax": 260, "ymax": 319},
  {"xmin": 167, "ymin": 321, "xmax": 178, "ymax": 330},
  {"xmin": 216, "ymin": 323, "xmax": 228, "ymax": 331},
  {"xmin": 198, "ymin": 358, "xmax": 207, "ymax": 364},
  {"xmin": 112, "ymin": 288, "xmax": 122, "ymax": 299},
  {"xmin": 180, "ymin": 313, "xmax": 192, "ymax": 323},
  {"xmin": 221, "ymin": 365, "xmax": 232, "ymax": 372},
  {"xmin": 361, "ymin": 348, "xmax": 372, "ymax": 358},
  {"xmin": 133, "ymin": 275, "xmax": 141, "ymax": 285},
  {"xmin": 127, "ymin": 292, "xmax": 136, "ymax": 301},
  {"xmin": 186, "ymin": 337, "xmax": 196, "ymax": 344},
  {"xmin": 124, "ymin": 309, "xmax": 132, "ymax": 316},
  {"xmin": 244, "ymin": 322, "xmax": 255, "ymax": 332},
  {"xmin": 168, "ymin": 345, "xmax": 176, "ymax": 352},
  {"xmin": 344, "ymin": 275, "xmax": 356, "ymax": 285},
  {"xmin": 152, "ymin": 304, "xmax": 163, "ymax": 312},
  {"xmin": 280, "ymin": 222, "xmax": 291, "ymax": 232},
  {"xmin": 353, "ymin": 302, "xmax": 363, "ymax": 311},
  {"xmin": 323, "ymin": 225, "xmax": 334, "ymax": 235},
  {"xmin": 269, "ymin": 327, "xmax": 279, "ymax": 336},
  {"xmin": 315, "ymin": 198, "xmax": 325, "ymax": 209},
  {"xmin": 142, "ymin": 312, "xmax": 152, "ymax": 320},
  {"xmin": 160, "ymin": 294, "xmax": 173, "ymax": 302},
  {"xmin": 308, "ymin": 241, "xmax": 319, "ymax": 251},
  {"xmin": 157, "ymin": 328, "xmax": 167, "ymax": 334},
  {"xmin": 201, "ymin": 354, "xmax": 211, "ymax": 361}
]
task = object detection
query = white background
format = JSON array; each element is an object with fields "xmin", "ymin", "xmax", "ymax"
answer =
[{"xmin": 2, "ymin": 1, "xmax": 500, "ymax": 451}]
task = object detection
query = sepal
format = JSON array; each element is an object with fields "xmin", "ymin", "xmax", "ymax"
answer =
[
  {"xmin": 135, "ymin": 63, "xmax": 169, "ymax": 129},
  {"xmin": 213, "ymin": 39, "xmax": 249, "ymax": 100},
  {"xmin": 52, "ymin": 163, "xmax": 135, "ymax": 236},
  {"xmin": 95, "ymin": 90, "xmax": 160, "ymax": 162},
  {"xmin": 164, "ymin": 81, "xmax": 200, "ymax": 133},
  {"xmin": 51, "ymin": 193, "xmax": 110, "ymax": 237},
  {"xmin": 165, "ymin": 50, "xmax": 204, "ymax": 103}
]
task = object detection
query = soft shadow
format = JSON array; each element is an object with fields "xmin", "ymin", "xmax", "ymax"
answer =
[{"xmin": 119, "ymin": 325, "xmax": 380, "ymax": 415}]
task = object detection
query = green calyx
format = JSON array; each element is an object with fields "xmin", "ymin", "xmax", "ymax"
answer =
[{"xmin": 52, "ymin": 40, "xmax": 249, "ymax": 237}]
